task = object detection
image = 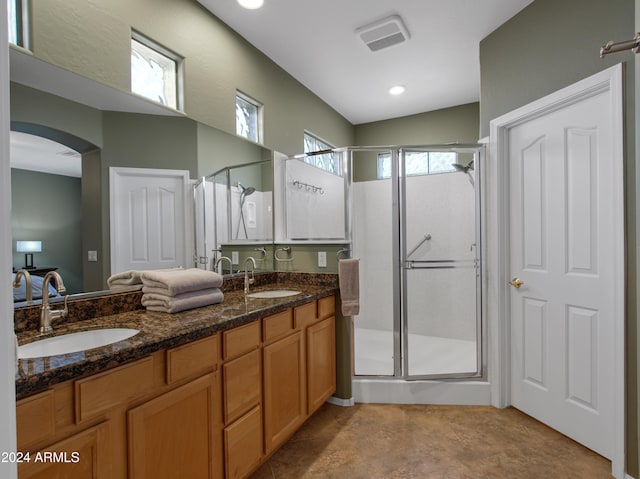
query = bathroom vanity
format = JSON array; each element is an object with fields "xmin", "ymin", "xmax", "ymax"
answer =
[{"xmin": 14, "ymin": 274, "xmax": 337, "ymax": 479}]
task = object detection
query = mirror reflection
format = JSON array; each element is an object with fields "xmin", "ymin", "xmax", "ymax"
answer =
[
  {"xmin": 10, "ymin": 78, "xmax": 276, "ymax": 308},
  {"xmin": 195, "ymin": 159, "xmax": 274, "ymax": 274},
  {"xmin": 283, "ymin": 154, "xmax": 348, "ymax": 241}
]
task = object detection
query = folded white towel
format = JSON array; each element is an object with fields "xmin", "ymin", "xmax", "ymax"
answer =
[
  {"xmin": 142, "ymin": 288, "xmax": 224, "ymax": 313},
  {"xmin": 107, "ymin": 270, "xmax": 144, "ymax": 289},
  {"xmin": 107, "ymin": 267, "xmax": 184, "ymax": 290},
  {"xmin": 141, "ymin": 268, "xmax": 223, "ymax": 296},
  {"xmin": 339, "ymin": 258, "xmax": 360, "ymax": 316}
]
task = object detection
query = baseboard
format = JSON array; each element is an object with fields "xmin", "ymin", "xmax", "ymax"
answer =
[
  {"xmin": 352, "ymin": 378, "xmax": 491, "ymax": 405},
  {"xmin": 626, "ymin": 474, "xmax": 635, "ymax": 479},
  {"xmin": 327, "ymin": 396, "xmax": 355, "ymax": 407}
]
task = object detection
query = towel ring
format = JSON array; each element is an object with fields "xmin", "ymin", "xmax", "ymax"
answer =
[{"xmin": 336, "ymin": 248, "xmax": 351, "ymax": 260}]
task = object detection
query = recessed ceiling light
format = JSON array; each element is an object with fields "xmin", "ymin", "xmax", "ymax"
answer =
[
  {"xmin": 389, "ymin": 85, "xmax": 405, "ymax": 96},
  {"xmin": 238, "ymin": 0, "xmax": 264, "ymax": 9}
]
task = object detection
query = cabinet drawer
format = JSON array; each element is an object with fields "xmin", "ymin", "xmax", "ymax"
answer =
[
  {"xmin": 224, "ymin": 405, "xmax": 263, "ymax": 479},
  {"xmin": 318, "ymin": 295, "xmax": 335, "ymax": 320},
  {"xmin": 167, "ymin": 335, "xmax": 218, "ymax": 384},
  {"xmin": 293, "ymin": 301, "xmax": 316, "ymax": 329},
  {"xmin": 223, "ymin": 321, "xmax": 260, "ymax": 360},
  {"xmin": 16, "ymin": 389, "xmax": 55, "ymax": 450},
  {"xmin": 223, "ymin": 349, "xmax": 261, "ymax": 424},
  {"xmin": 263, "ymin": 309, "xmax": 293, "ymax": 343},
  {"xmin": 75, "ymin": 356, "xmax": 154, "ymax": 423}
]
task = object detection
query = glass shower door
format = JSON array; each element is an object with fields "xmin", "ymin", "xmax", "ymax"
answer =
[{"xmin": 401, "ymin": 147, "xmax": 482, "ymax": 379}]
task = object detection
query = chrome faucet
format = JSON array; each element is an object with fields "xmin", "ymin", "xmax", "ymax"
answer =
[
  {"xmin": 244, "ymin": 257, "xmax": 257, "ymax": 294},
  {"xmin": 214, "ymin": 256, "xmax": 234, "ymax": 275},
  {"xmin": 13, "ymin": 269, "xmax": 33, "ymax": 303},
  {"xmin": 40, "ymin": 271, "xmax": 68, "ymax": 333}
]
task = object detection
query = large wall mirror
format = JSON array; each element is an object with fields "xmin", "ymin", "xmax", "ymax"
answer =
[{"xmin": 9, "ymin": 50, "xmax": 276, "ymax": 307}]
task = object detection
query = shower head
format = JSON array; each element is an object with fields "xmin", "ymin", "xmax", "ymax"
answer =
[
  {"xmin": 238, "ymin": 183, "xmax": 256, "ymax": 196},
  {"xmin": 452, "ymin": 160, "xmax": 474, "ymax": 173},
  {"xmin": 452, "ymin": 161, "xmax": 475, "ymax": 188}
]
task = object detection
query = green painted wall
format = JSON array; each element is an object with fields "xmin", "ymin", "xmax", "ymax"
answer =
[
  {"xmin": 28, "ymin": 0, "xmax": 354, "ymax": 155},
  {"xmin": 10, "ymin": 83, "xmax": 103, "ymax": 148},
  {"xmin": 480, "ymin": 0, "xmax": 637, "ymax": 473},
  {"xmin": 352, "ymin": 102, "xmax": 480, "ymax": 182},
  {"xmin": 11, "ymin": 169, "xmax": 83, "ymax": 293},
  {"xmin": 197, "ymin": 122, "xmax": 271, "ymax": 178},
  {"xmin": 479, "ymin": 0, "xmax": 634, "ymax": 136},
  {"xmin": 81, "ymin": 149, "xmax": 103, "ymax": 292},
  {"xmin": 273, "ymin": 244, "xmax": 350, "ymax": 274}
]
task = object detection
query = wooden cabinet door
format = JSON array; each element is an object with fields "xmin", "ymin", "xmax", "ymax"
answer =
[
  {"xmin": 224, "ymin": 405, "xmax": 263, "ymax": 479},
  {"xmin": 18, "ymin": 421, "xmax": 111, "ymax": 479},
  {"xmin": 263, "ymin": 331, "xmax": 304, "ymax": 453},
  {"xmin": 307, "ymin": 316, "xmax": 336, "ymax": 415},
  {"xmin": 128, "ymin": 373, "xmax": 221, "ymax": 479}
]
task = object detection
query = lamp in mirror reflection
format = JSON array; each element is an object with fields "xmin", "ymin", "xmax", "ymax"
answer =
[{"xmin": 16, "ymin": 240, "xmax": 42, "ymax": 269}]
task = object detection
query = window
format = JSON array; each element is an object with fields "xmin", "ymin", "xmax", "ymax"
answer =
[
  {"xmin": 131, "ymin": 32, "xmax": 182, "ymax": 110},
  {"xmin": 303, "ymin": 132, "xmax": 340, "ymax": 175},
  {"xmin": 235, "ymin": 92, "xmax": 262, "ymax": 143},
  {"xmin": 8, "ymin": 0, "xmax": 28, "ymax": 48},
  {"xmin": 377, "ymin": 151, "xmax": 458, "ymax": 179}
]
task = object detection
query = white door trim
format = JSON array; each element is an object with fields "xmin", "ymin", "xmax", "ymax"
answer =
[
  {"xmin": 1, "ymin": 3, "xmax": 18, "ymax": 478},
  {"xmin": 488, "ymin": 64, "xmax": 625, "ymax": 477}
]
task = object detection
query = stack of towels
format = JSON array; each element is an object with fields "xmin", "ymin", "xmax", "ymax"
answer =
[
  {"xmin": 139, "ymin": 268, "xmax": 224, "ymax": 314},
  {"xmin": 107, "ymin": 267, "xmax": 183, "ymax": 290}
]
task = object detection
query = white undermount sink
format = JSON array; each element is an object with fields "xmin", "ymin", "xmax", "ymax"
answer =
[
  {"xmin": 246, "ymin": 289, "xmax": 301, "ymax": 299},
  {"xmin": 18, "ymin": 328, "xmax": 139, "ymax": 359}
]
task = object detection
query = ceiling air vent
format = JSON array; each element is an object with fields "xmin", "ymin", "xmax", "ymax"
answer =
[{"xmin": 357, "ymin": 15, "xmax": 410, "ymax": 52}]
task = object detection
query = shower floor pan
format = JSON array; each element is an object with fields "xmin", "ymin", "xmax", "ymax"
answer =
[{"xmin": 354, "ymin": 327, "xmax": 477, "ymax": 377}]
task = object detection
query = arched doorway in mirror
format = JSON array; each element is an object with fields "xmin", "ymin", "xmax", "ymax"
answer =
[{"xmin": 10, "ymin": 122, "xmax": 102, "ymax": 296}]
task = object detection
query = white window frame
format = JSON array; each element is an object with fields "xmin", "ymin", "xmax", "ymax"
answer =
[
  {"xmin": 131, "ymin": 30, "xmax": 184, "ymax": 111},
  {"xmin": 303, "ymin": 131, "xmax": 340, "ymax": 176},
  {"xmin": 377, "ymin": 151, "xmax": 458, "ymax": 179},
  {"xmin": 235, "ymin": 91, "xmax": 263, "ymax": 144},
  {"xmin": 8, "ymin": 0, "xmax": 29, "ymax": 49}
]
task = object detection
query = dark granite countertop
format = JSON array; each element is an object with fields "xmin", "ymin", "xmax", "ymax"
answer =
[{"xmin": 16, "ymin": 278, "xmax": 338, "ymax": 400}]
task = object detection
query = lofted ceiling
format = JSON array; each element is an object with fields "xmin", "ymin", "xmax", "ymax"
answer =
[
  {"xmin": 10, "ymin": 1, "xmax": 534, "ymax": 175},
  {"xmin": 197, "ymin": 0, "xmax": 534, "ymax": 125}
]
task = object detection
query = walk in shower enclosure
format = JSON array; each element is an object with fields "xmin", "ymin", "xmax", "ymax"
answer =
[{"xmin": 351, "ymin": 145, "xmax": 484, "ymax": 380}]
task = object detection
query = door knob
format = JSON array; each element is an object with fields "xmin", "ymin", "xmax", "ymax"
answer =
[{"xmin": 509, "ymin": 277, "xmax": 524, "ymax": 289}]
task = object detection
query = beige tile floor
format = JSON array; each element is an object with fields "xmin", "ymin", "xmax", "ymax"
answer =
[{"xmin": 250, "ymin": 403, "xmax": 612, "ymax": 479}]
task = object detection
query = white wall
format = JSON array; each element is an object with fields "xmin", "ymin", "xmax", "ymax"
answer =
[
  {"xmin": 352, "ymin": 171, "xmax": 477, "ymax": 340},
  {"xmin": 352, "ymin": 179, "xmax": 394, "ymax": 332},
  {"xmin": 285, "ymin": 159, "xmax": 346, "ymax": 240}
]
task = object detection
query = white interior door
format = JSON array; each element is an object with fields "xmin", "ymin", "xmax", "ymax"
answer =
[
  {"xmin": 110, "ymin": 167, "xmax": 191, "ymax": 275},
  {"xmin": 507, "ymin": 80, "xmax": 620, "ymax": 460}
]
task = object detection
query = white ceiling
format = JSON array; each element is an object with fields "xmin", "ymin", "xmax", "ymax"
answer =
[
  {"xmin": 11, "ymin": 131, "xmax": 82, "ymax": 178},
  {"xmin": 197, "ymin": 0, "xmax": 534, "ymax": 125}
]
